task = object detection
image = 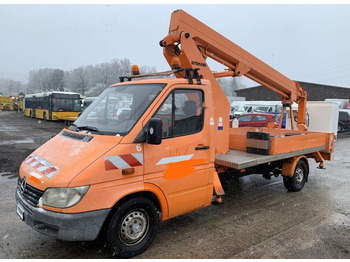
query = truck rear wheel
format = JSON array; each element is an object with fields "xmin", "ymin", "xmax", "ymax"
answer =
[
  {"xmin": 283, "ymin": 160, "xmax": 307, "ymax": 192},
  {"xmin": 106, "ymin": 197, "xmax": 159, "ymax": 258}
]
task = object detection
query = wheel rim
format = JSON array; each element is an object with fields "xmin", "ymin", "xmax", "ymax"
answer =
[
  {"xmin": 295, "ymin": 167, "xmax": 304, "ymax": 183},
  {"xmin": 119, "ymin": 209, "xmax": 149, "ymax": 246}
]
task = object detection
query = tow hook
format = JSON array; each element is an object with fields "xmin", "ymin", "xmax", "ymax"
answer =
[
  {"xmin": 317, "ymin": 162, "xmax": 325, "ymax": 169},
  {"xmin": 213, "ymin": 195, "xmax": 223, "ymax": 204}
]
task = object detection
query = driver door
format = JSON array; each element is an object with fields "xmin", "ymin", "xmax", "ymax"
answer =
[{"xmin": 143, "ymin": 87, "xmax": 213, "ymax": 218}]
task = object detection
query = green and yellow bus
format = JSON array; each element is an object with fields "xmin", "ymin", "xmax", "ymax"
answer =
[{"xmin": 24, "ymin": 92, "xmax": 82, "ymax": 121}]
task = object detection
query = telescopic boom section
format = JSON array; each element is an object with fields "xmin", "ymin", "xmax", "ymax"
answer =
[{"xmin": 161, "ymin": 9, "xmax": 308, "ymax": 132}]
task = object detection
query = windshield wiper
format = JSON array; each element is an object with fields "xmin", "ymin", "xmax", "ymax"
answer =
[
  {"xmin": 68, "ymin": 123, "xmax": 79, "ymax": 132},
  {"xmin": 78, "ymin": 126, "xmax": 102, "ymax": 134}
]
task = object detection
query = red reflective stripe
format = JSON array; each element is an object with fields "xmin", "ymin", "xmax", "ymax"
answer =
[
  {"xmin": 105, "ymin": 160, "xmax": 118, "ymax": 171},
  {"xmin": 41, "ymin": 167, "xmax": 57, "ymax": 175},
  {"xmin": 33, "ymin": 162, "xmax": 44, "ymax": 169},
  {"xmin": 25, "ymin": 155, "xmax": 34, "ymax": 162},
  {"xmin": 119, "ymin": 154, "xmax": 142, "ymax": 167},
  {"xmin": 27, "ymin": 158, "xmax": 37, "ymax": 165}
]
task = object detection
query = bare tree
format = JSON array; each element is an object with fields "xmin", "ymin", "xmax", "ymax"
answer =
[
  {"xmin": 51, "ymin": 69, "xmax": 65, "ymax": 91},
  {"xmin": 11, "ymin": 57, "xmax": 155, "ymax": 96},
  {"xmin": 217, "ymin": 77, "xmax": 246, "ymax": 97},
  {"xmin": 27, "ymin": 68, "xmax": 65, "ymax": 94},
  {"xmin": 140, "ymin": 65, "xmax": 157, "ymax": 74},
  {"xmin": 95, "ymin": 63, "xmax": 113, "ymax": 86},
  {"xmin": 68, "ymin": 66, "xmax": 88, "ymax": 95},
  {"xmin": 85, "ymin": 83, "xmax": 107, "ymax": 97},
  {"xmin": 120, "ymin": 58, "xmax": 131, "ymax": 76},
  {"xmin": 0, "ymin": 78, "xmax": 23, "ymax": 96}
]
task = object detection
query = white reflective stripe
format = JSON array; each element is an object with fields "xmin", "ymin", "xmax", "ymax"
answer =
[
  {"xmin": 29, "ymin": 160, "xmax": 39, "ymax": 167},
  {"xmin": 36, "ymin": 165, "xmax": 47, "ymax": 172},
  {"xmin": 156, "ymin": 154, "xmax": 194, "ymax": 165},
  {"xmin": 30, "ymin": 172, "xmax": 42, "ymax": 179},
  {"xmin": 24, "ymin": 155, "xmax": 34, "ymax": 164},
  {"xmin": 132, "ymin": 153, "xmax": 143, "ymax": 165},
  {"xmin": 105, "ymin": 156, "xmax": 130, "ymax": 169}
]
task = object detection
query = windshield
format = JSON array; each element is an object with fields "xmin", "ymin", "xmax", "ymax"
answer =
[
  {"xmin": 52, "ymin": 97, "xmax": 81, "ymax": 112},
  {"xmin": 255, "ymin": 106, "xmax": 271, "ymax": 112},
  {"xmin": 74, "ymin": 83, "xmax": 164, "ymax": 136}
]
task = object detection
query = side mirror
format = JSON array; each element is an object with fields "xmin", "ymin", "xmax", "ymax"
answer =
[{"xmin": 147, "ymin": 118, "xmax": 162, "ymax": 145}]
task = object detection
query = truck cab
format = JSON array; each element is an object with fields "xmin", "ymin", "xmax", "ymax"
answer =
[{"xmin": 16, "ymin": 77, "xmax": 218, "ymax": 258}]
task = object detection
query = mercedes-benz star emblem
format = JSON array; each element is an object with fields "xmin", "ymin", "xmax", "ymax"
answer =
[{"xmin": 20, "ymin": 178, "xmax": 26, "ymax": 195}]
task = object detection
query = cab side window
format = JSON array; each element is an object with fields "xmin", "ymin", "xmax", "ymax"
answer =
[{"xmin": 153, "ymin": 89, "xmax": 204, "ymax": 139}]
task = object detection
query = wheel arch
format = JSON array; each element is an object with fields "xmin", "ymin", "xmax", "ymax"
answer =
[
  {"xmin": 281, "ymin": 155, "xmax": 309, "ymax": 180},
  {"xmin": 101, "ymin": 184, "xmax": 168, "ymax": 235}
]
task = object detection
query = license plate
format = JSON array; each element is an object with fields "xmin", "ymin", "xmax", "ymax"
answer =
[{"xmin": 16, "ymin": 203, "xmax": 25, "ymax": 221}]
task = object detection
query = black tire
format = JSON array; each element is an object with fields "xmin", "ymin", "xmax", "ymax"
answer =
[
  {"xmin": 4, "ymin": 106, "xmax": 10, "ymax": 111},
  {"xmin": 283, "ymin": 160, "xmax": 308, "ymax": 192},
  {"xmin": 106, "ymin": 197, "xmax": 159, "ymax": 258},
  {"xmin": 338, "ymin": 123, "xmax": 344, "ymax": 133}
]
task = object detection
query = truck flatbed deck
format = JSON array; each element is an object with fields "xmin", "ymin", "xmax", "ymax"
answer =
[{"xmin": 215, "ymin": 145, "xmax": 325, "ymax": 170}]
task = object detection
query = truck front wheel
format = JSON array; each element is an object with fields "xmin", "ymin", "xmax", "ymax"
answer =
[
  {"xmin": 283, "ymin": 160, "xmax": 308, "ymax": 192},
  {"xmin": 106, "ymin": 197, "xmax": 159, "ymax": 258}
]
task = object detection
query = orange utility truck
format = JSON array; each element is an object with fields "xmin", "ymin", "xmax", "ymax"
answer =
[{"xmin": 16, "ymin": 10, "xmax": 335, "ymax": 258}]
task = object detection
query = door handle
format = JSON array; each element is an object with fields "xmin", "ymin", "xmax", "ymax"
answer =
[
  {"xmin": 122, "ymin": 168, "xmax": 135, "ymax": 175},
  {"xmin": 195, "ymin": 145, "xmax": 210, "ymax": 151}
]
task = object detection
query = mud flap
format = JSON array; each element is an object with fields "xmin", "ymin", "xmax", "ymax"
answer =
[{"xmin": 213, "ymin": 171, "xmax": 225, "ymax": 204}]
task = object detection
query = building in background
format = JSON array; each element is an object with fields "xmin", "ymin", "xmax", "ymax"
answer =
[{"xmin": 235, "ymin": 81, "xmax": 350, "ymax": 102}]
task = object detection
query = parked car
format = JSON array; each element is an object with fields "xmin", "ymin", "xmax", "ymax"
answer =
[
  {"xmin": 114, "ymin": 108, "xmax": 132, "ymax": 121},
  {"xmin": 338, "ymin": 109, "xmax": 350, "ymax": 132},
  {"xmin": 267, "ymin": 111, "xmax": 287, "ymax": 128},
  {"xmin": 230, "ymin": 113, "xmax": 276, "ymax": 127}
]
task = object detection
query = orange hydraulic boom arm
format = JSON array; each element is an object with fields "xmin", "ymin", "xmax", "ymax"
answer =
[{"xmin": 160, "ymin": 9, "xmax": 308, "ymax": 141}]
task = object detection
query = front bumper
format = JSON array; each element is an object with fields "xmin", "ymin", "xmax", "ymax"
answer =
[{"xmin": 16, "ymin": 188, "xmax": 111, "ymax": 241}]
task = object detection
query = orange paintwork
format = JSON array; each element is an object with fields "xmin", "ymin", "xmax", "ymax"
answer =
[
  {"xmin": 18, "ymin": 10, "xmax": 335, "ymax": 236},
  {"xmin": 163, "ymin": 159, "xmax": 207, "ymax": 180},
  {"xmin": 28, "ymin": 175, "xmax": 41, "ymax": 185},
  {"xmin": 20, "ymin": 133, "xmax": 123, "ymax": 190},
  {"xmin": 162, "ymin": 10, "xmax": 230, "ymax": 155},
  {"xmin": 281, "ymin": 156, "xmax": 309, "ymax": 177},
  {"xmin": 161, "ymin": 9, "xmax": 307, "ymax": 135},
  {"xmin": 142, "ymin": 80, "xmax": 215, "ymax": 218},
  {"xmin": 270, "ymin": 132, "xmax": 328, "ymax": 155},
  {"xmin": 229, "ymin": 127, "xmax": 334, "ymax": 156},
  {"xmin": 19, "ymin": 78, "xmax": 217, "ymax": 220}
]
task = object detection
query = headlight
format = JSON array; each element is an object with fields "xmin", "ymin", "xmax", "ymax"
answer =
[{"xmin": 41, "ymin": 186, "xmax": 89, "ymax": 208}]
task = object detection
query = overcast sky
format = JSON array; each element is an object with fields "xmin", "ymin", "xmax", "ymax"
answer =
[{"xmin": 1, "ymin": 4, "xmax": 350, "ymax": 88}]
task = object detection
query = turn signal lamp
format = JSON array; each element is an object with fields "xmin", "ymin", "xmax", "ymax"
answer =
[
  {"xmin": 131, "ymin": 65, "xmax": 140, "ymax": 75},
  {"xmin": 171, "ymin": 57, "xmax": 181, "ymax": 70}
]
